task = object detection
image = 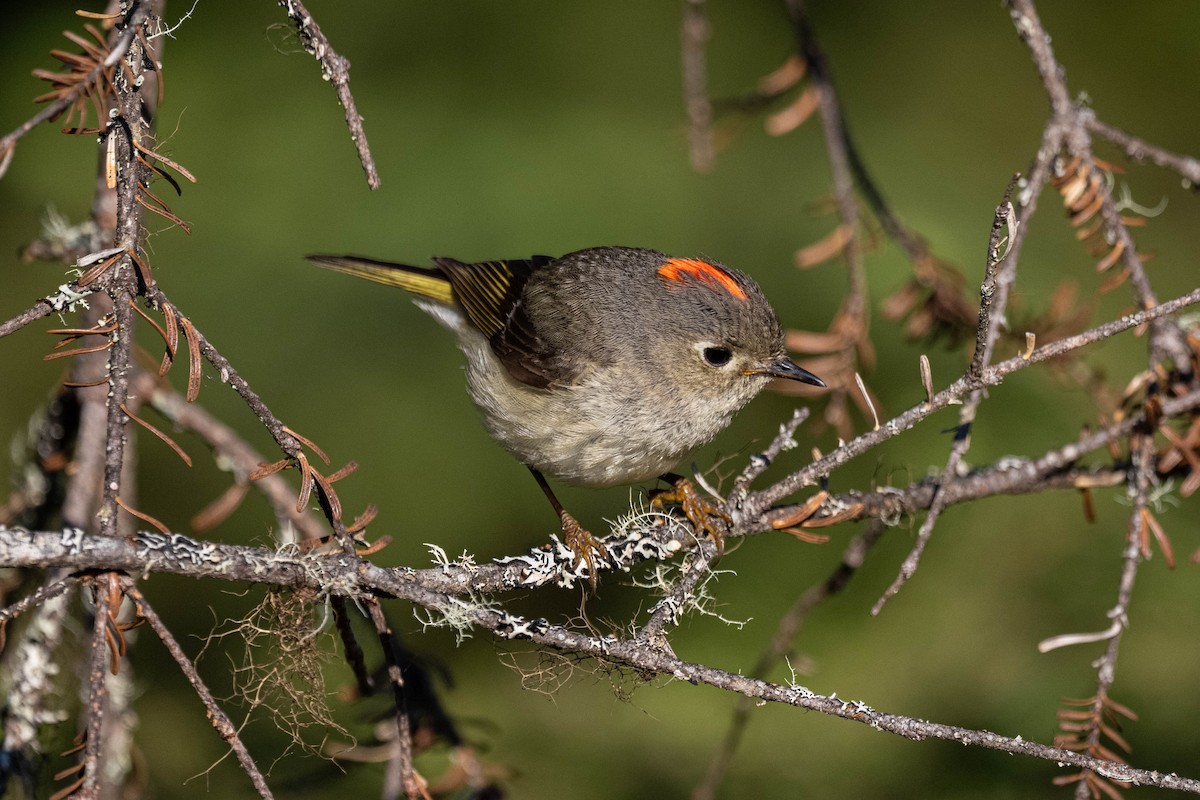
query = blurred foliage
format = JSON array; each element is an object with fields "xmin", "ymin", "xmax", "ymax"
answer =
[{"xmin": 1, "ymin": 1, "xmax": 1198, "ymax": 798}]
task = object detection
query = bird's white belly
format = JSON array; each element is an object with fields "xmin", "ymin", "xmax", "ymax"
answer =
[
  {"xmin": 420, "ymin": 298, "xmax": 751, "ymax": 487},
  {"xmin": 472, "ymin": 372, "xmax": 711, "ymax": 487}
]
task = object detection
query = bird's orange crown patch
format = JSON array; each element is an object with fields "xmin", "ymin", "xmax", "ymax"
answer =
[{"xmin": 657, "ymin": 258, "xmax": 748, "ymax": 300}]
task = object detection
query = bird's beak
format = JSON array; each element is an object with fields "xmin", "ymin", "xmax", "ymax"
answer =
[{"xmin": 749, "ymin": 357, "xmax": 826, "ymax": 388}]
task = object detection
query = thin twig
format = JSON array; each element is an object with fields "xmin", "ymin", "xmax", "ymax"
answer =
[
  {"xmin": 276, "ymin": 0, "xmax": 380, "ymax": 189},
  {"xmin": 364, "ymin": 599, "xmax": 426, "ymax": 799},
  {"xmin": 331, "ymin": 597, "xmax": 374, "ymax": 696},
  {"xmin": 637, "ymin": 537, "xmax": 720, "ymax": 649},
  {"xmin": 144, "ymin": 287, "xmax": 304, "ymax": 460},
  {"xmin": 148, "ymin": 378, "xmax": 328, "ymax": 542},
  {"xmin": 0, "ymin": 302, "xmax": 55, "ymax": 340},
  {"xmin": 781, "ymin": 0, "xmax": 929, "ymax": 267},
  {"xmin": 1073, "ymin": 435, "xmax": 1151, "ymax": 800},
  {"xmin": 1085, "ymin": 115, "xmax": 1200, "ymax": 186},
  {"xmin": 125, "ymin": 581, "xmax": 275, "ymax": 798},
  {"xmin": 728, "ymin": 407, "xmax": 811, "ymax": 515},
  {"xmin": 97, "ymin": 3, "xmax": 157, "ymax": 540},
  {"xmin": 693, "ymin": 521, "xmax": 886, "ymax": 800},
  {"xmin": 0, "ymin": 575, "xmax": 82, "ymax": 628},
  {"xmin": 79, "ymin": 583, "xmax": 113, "ymax": 799},
  {"xmin": 681, "ymin": 0, "xmax": 714, "ymax": 172},
  {"xmin": 0, "ymin": 23, "xmax": 139, "ymax": 158},
  {"xmin": 749, "ymin": 286, "xmax": 1200, "ymax": 513},
  {"xmin": 1006, "ymin": 0, "xmax": 1193, "ymax": 371},
  {"xmin": 873, "ymin": 190, "xmax": 1020, "ymax": 613},
  {"xmin": 786, "ymin": 0, "xmax": 866, "ymax": 319}
]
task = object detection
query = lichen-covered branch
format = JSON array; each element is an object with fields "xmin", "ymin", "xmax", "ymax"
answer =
[{"xmin": 1, "ymin": 527, "xmax": 1196, "ymax": 794}]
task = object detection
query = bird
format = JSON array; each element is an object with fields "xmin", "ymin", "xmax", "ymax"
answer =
[{"xmin": 307, "ymin": 246, "xmax": 824, "ymax": 582}]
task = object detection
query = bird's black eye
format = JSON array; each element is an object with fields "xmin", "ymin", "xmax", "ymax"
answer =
[{"xmin": 702, "ymin": 346, "xmax": 733, "ymax": 367}]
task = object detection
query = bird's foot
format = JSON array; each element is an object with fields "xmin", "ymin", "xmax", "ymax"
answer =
[
  {"xmin": 560, "ymin": 511, "xmax": 608, "ymax": 588},
  {"xmin": 651, "ymin": 476, "xmax": 729, "ymax": 555}
]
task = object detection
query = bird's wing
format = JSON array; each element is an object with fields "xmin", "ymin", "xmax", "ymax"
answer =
[{"xmin": 434, "ymin": 256, "xmax": 571, "ymax": 389}]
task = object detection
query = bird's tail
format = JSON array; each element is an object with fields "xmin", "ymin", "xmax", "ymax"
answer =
[{"xmin": 306, "ymin": 255, "xmax": 455, "ymax": 304}]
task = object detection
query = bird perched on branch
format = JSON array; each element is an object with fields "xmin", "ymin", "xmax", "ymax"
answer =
[{"xmin": 308, "ymin": 246, "xmax": 824, "ymax": 583}]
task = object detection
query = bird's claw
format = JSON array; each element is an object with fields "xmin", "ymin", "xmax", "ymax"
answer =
[
  {"xmin": 651, "ymin": 477, "xmax": 730, "ymax": 555},
  {"xmin": 560, "ymin": 511, "xmax": 608, "ymax": 589}
]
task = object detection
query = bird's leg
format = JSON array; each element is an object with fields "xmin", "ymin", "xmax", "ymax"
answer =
[
  {"xmin": 651, "ymin": 472, "xmax": 730, "ymax": 555},
  {"xmin": 528, "ymin": 467, "xmax": 608, "ymax": 586}
]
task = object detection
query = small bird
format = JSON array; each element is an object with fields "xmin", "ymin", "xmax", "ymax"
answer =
[{"xmin": 307, "ymin": 246, "xmax": 824, "ymax": 580}]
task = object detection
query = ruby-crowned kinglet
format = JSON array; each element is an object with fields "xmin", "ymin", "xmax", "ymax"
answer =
[{"xmin": 308, "ymin": 246, "xmax": 824, "ymax": 581}]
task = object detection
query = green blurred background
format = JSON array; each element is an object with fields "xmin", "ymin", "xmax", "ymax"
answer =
[{"xmin": 2, "ymin": 2, "xmax": 1198, "ymax": 797}]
